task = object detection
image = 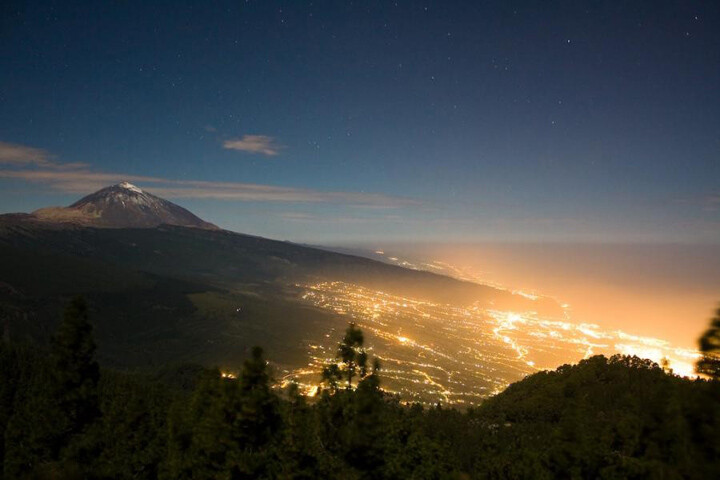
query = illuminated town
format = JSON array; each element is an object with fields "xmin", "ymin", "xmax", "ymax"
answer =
[{"xmin": 278, "ymin": 280, "xmax": 701, "ymax": 406}]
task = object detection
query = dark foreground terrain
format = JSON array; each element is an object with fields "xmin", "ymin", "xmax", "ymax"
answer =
[{"xmin": 1, "ymin": 299, "xmax": 718, "ymax": 479}]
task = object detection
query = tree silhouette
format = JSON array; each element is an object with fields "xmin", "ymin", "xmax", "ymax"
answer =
[
  {"xmin": 321, "ymin": 363, "xmax": 342, "ymax": 392},
  {"xmin": 235, "ymin": 346, "xmax": 281, "ymax": 449},
  {"xmin": 3, "ymin": 297, "xmax": 101, "ymax": 477},
  {"xmin": 51, "ymin": 296, "xmax": 101, "ymax": 441},
  {"xmin": 661, "ymin": 357, "xmax": 674, "ymax": 375},
  {"xmin": 697, "ymin": 305, "xmax": 720, "ymax": 380},
  {"xmin": 338, "ymin": 323, "xmax": 366, "ymax": 388},
  {"xmin": 342, "ymin": 356, "xmax": 385, "ymax": 477},
  {"xmin": 163, "ymin": 347, "xmax": 281, "ymax": 479}
]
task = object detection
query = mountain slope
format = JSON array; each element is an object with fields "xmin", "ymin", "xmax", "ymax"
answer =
[{"xmin": 0, "ymin": 222, "xmax": 558, "ymax": 312}]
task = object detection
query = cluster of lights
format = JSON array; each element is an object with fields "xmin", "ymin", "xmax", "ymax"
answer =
[{"xmin": 274, "ymin": 280, "xmax": 701, "ymax": 404}]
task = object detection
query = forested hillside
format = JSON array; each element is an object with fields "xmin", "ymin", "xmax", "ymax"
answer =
[{"xmin": 1, "ymin": 298, "xmax": 718, "ymax": 479}]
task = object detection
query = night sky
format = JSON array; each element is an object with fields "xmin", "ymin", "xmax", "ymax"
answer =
[{"xmin": 1, "ymin": 1, "xmax": 718, "ymax": 243}]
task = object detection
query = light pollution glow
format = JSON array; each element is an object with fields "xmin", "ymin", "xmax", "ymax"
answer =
[
  {"xmin": 276, "ymin": 279, "xmax": 700, "ymax": 406},
  {"xmin": 373, "ymin": 243, "xmax": 720, "ymax": 352}
]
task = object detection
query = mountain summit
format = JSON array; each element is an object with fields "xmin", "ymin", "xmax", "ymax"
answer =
[{"xmin": 25, "ymin": 182, "xmax": 218, "ymax": 229}]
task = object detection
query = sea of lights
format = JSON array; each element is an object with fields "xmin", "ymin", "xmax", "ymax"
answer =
[{"xmin": 276, "ymin": 280, "xmax": 700, "ymax": 405}]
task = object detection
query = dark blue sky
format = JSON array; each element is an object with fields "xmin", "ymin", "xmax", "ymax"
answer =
[{"xmin": 1, "ymin": 1, "xmax": 718, "ymax": 243}]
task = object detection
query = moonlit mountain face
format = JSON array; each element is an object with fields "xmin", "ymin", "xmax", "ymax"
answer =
[{"xmin": 29, "ymin": 182, "xmax": 218, "ymax": 230}]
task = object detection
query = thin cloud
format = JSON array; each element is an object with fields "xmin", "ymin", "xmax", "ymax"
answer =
[
  {"xmin": 0, "ymin": 169, "xmax": 165, "ymax": 193},
  {"xmin": 277, "ymin": 212, "xmax": 401, "ymax": 224},
  {"xmin": 279, "ymin": 212, "xmax": 319, "ymax": 221},
  {"xmin": 0, "ymin": 151, "xmax": 418, "ymax": 209},
  {"xmin": 0, "ymin": 141, "xmax": 88, "ymax": 169},
  {"xmin": 223, "ymin": 135, "xmax": 283, "ymax": 156},
  {"xmin": 0, "ymin": 141, "xmax": 53, "ymax": 167},
  {"xmin": 149, "ymin": 184, "xmax": 416, "ymax": 207}
]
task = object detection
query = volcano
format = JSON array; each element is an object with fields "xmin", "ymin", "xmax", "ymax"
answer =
[{"xmin": 23, "ymin": 182, "xmax": 217, "ymax": 229}]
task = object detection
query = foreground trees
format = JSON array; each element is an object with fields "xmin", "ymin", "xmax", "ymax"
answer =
[
  {"xmin": 1, "ymin": 298, "xmax": 720, "ymax": 478},
  {"xmin": 164, "ymin": 346, "xmax": 281, "ymax": 479},
  {"xmin": 3, "ymin": 296, "xmax": 100, "ymax": 477},
  {"xmin": 51, "ymin": 297, "xmax": 100, "ymax": 449}
]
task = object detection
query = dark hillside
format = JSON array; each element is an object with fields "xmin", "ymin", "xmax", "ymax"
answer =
[
  {"xmin": 0, "ymin": 221, "xmax": 557, "ymax": 311},
  {"xmin": 430, "ymin": 355, "xmax": 720, "ymax": 478}
]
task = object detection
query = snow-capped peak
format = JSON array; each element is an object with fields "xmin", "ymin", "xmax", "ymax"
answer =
[
  {"xmin": 34, "ymin": 182, "xmax": 218, "ymax": 230},
  {"xmin": 117, "ymin": 181, "xmax": 143, "ymax": 193}
]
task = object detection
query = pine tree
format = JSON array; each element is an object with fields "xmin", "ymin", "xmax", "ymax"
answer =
[
  {"xmin": 2, "ymin": 347, "xmax": 61, "ymax": 477},
  {"xmin": 321, "ymin": 363, "xmax": 342, "ymax": 392},
  {"xmin": 235, "ymin": 346, "xmax": 281, "ymax": 449},
  {"xmin": 91, "ymin": 372, "xmax": 171, "ymax": 479},
  {"xmin": 225, "ymin": 346, "xmax": 282, "ymax": 478},
  {"xmin": 51, "ymin": 296, "xmax": 100, "ymax": 445},
  {"xmin": 697, "ymin": 306, "xmax": 720, "ymax": 380},
  {"xmin": 338, "ymin": 323, "xmax": 366, "ymax": 388},
  {"xmin": 277, "ymin": 382, "xmax": 322, "ymax": 479},
  {"xmin": 3, "ymin": 297, "xmax": 101, "ymax": 477},
  {"xmin": 0, "ymin": 343, "xmax": 16, "ymax": 469},
  {"xmin": 344, "ymin": 362, "xmax": 385, "ymax": 478},
  {"xmin": 163, "ymin": 347, "xmax": 282, "ymax": 479},
  {"xmin": 164, "ymin": 369, "xmax": 230, "ymax": 479}
]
